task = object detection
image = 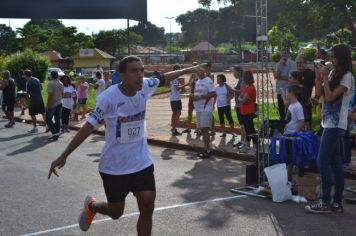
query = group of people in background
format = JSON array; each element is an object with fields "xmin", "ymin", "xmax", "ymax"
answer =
[
  {"xmin": 0, "ymin": 62, "xmax": 123, "ymax": 141},
  {"xmin": 168, "ymin": 62, "xmax": 258, "ymax": 157}
]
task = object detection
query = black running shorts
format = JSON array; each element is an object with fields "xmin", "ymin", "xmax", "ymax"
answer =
[{"xmin": 100, "ymin": 164, "xmax": 156, "ymax": 203}]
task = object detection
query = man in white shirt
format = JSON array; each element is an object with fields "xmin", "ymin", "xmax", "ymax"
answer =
[
  {"xmin": 92, "ymin": 64, "xmax": 103, "ymax": 79},
  {"xmin": 90, "ymin": 72, "xmax": 105, "ymax": 99},
  {"xmin": 274, "ymin": 48, "xmax": 296, "ymax": 120},
  {"xmin": 193, "ymin": 65, "xmax": 217, "ymax": 158},
  {"xmin": 48, "ymin": 56, "xmax": 203, "ymax": 235}
]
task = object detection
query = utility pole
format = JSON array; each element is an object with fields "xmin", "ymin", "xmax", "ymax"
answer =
[
  {"xmin": 127, "ymin": 19, "xmax": 131, "ymax": 55},
  {"xmin": 165, "ymin": 16, "xmax": 174, "ymax": 63}
]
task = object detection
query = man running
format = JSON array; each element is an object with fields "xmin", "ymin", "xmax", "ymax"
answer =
[{"xmin": 48, "ymin": 56, "xmax": 202, "ymax": 235}]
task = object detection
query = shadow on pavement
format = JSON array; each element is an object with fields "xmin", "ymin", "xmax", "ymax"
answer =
[
  {"xmin": 6, "ymin": 135, "xmax": 51, "ymax": 156},
  {"xmin": 172, "ymin": 157, "xmax": 246, "ymax": 229}
]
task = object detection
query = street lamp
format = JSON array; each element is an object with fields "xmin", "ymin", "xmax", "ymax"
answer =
[{"xmin": 165, "ymin": 16, "xmax": 174, "ymax": 63}]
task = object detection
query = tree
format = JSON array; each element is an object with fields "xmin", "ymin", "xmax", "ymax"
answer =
[
  {"xmin": 47, "ymin": 27, "xmax": 94, "ymax": 57},
  {"xmin": 17, "ymin": 19, "xmax": 94, "ymax": 57},
  {"xmin": 5, "ymin": 49, "xmax": 50, "ymax": 83},
  {"xmin": 94, "ymin": 30, "xmax": 143, "ymax": 57},
  {"xmin": 200, "ymin": 0, "xmax": 356, "ymax": 46},
  {"xmin": 176, "ymin": 8, "xmax": 219, "ymax": 47},
  {"xmin": 130, "ymin": 21, "xmax": 165, "ymax": 45},
  {"xmin": 0, "ymin": 24, "xmax": 17, "ymax": 54},
  {"xmin": 268, "ymin": 26, "xmax": 299, "ymax": 52}
]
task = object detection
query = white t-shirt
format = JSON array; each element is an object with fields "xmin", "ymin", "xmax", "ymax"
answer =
[
  {"xmin": 193, "ymin": 77, "xmax": 215, "ymax": 112},
  {"xmin": 62, "ymin": 86, "xmax": 75, "ymax": 109},
  {"xmin": 215, "ymin": 84, "xmax": 230, "ymax": 107},
  {"xmin": 87, "ymin": 77, "xmax": 160, "ymax": 175},
  {"xmin": 284, "ymin": 101, "xmax": 304, "ymax": 134},
  {"xmin": 170, "ymin": 78, "xmax": 181, "ymax": 101},
  {"xmin": 322, "ymin": 71, "xmax": 354, "ymax": 130},
  {"xmin": 95, "ymin": 79, "xmax": 105, "ymax": 97}
]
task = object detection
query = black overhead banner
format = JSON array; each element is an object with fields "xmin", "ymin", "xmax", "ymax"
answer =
[{"xmin": 1, "ymin": 0, "xmax": 147, "ymax": 21}]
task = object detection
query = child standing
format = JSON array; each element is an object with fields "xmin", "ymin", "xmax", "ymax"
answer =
[
  {"xmin": 61, "ymin": 76, "xmax": 76, "ymax": 133},
  {"xmin": 215, "ymin": 74, "xmax": 235, "ymax": 137}
]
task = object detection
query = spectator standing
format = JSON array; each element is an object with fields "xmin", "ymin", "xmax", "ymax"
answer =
[
  {"xmin": 306, "ymin": 44, "xmax": 354, "ymax": 214},
  {"xmin": 90, "ymin": 72, "xmax": 105, "ymax": 99},
  {"xmin": 215, "ymin": 74, "xmax": 235, "ymax": 137},
  {"xmin": 111, "ymin": 63, "xmax": 122, "ymax": 85},
  {"xmin": 24, "ymin": 70, "xmax": 46, "ymax": 133},
  {"xmin": 232, "ymin": 66, "xmax": 246, "ymax": 147},
  {"xmin": 193, "ymin": 65, "xmax": 217, "ymax": 158},
  {"xmin": 238, "ymin": 71, "xmax": 257, "ymax": 152},
  {"xmin": 46, "ymin": 71, "xmax": 64, "ymax": 141},
  {"xmin": 182, "ymin": 64, "xmax": 199, "ymax": 134},
  {"xmin": 61, "ymin": 76, "xmax": 76, "ymax": 133},
  {"xmin": 296, "ymin": 55, "xmax": 315, "ymax": 130},
  {"xmin": 274, "ymin": 48, "xmax": 296, "ymax": 120},
  {"xmin": 92, "ymin": 65, "xmax": 103, "ymax": 80},
  {"xmin": 15, "ymin": 70, "xmax": 28, "ymax": 116},
  {"xmin": 0, "ymin": 70, "xmax": 16, "ymax": 128},
  {"xmin": 77, "ymin": 76, "xmax": 89, "ymax": 120},
  {"xmin": 170, "ymin": 65, "xmax": 183, "ymax": 136},
  {"xmin": 103, "ymin": 71, "xmax": 112, "ymax": 89}
]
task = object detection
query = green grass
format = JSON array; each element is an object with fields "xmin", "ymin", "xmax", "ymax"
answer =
[{"xmin": 40, "ymin": 80, "xmax": 170, "ymax": 110}]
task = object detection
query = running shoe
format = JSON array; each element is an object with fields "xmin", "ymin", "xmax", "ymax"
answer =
[
  {"xmin": 78, "ymin": 195, "xmax": 97, "ymax": 231},
  {"xmin": 4, "ymin": 121, "xmax": 15, "ymax": 128},
  {"xmin": 220, "ymin": 133, "xmax": 227, "ymax": 138},
  {"xmin": 331, "ymin": 202, "xmax": 344, "ymax": 213},
  {"xmin": 198, "ymin": 150, "xmax": 212, "ymax": 159},
  {"xmin": 233, "ymin": 141, "xmax": 243, "ymax": 147},
  {"xmin": 171, "ymin": 129, "xmax": 181, "ymax": 136},
  {"xmin": 182, "ymin": 129, "xmax": 191, "ymax": 133},
  {"xmin": 305, "ymin": 200, "xmax": 332, "ymax": 214},
  {"xmin": 47, "ymin": 133, "xmax": 60, "ymax": 141},
  {"xmin": 28, "ymin": 127, "xmax": 38, "ymax": 133}
]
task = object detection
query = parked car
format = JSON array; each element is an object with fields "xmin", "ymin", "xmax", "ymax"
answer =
[{"xmin": 48, "ymin": 67, "xmax": 65, "ymax": 77}]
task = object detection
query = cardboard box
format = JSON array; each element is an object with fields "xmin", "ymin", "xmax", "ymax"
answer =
[{"xmin": 296, "ymin": 174, "xmax": 321, "ymax": 201}]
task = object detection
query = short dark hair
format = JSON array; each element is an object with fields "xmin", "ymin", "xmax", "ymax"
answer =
[
  {"xmin": 60, "ymin": 75, "xmax": 70, "ymax": 83},
  {"xmin": 51, "ymin": 70, "xmax": 59, "ymax": 79},
  {"xmin": 119, "ymin": 56, "xmax": 142, "ymax": 73},
  {"xmin": 286, "ymin": 85, "xmax": 300, "ymax": 98},
  {"xmin": 281, "ymin": 48, "xmax": 289, "ymax": 54},
  {"xmin": 95, "ymin": 71, "xmax": 102, "ymax": 78},
  {"xmin": 205, "ymin": 61, "xmax": 212, "ymax": 69},
  {"xmin": 217, "ymin": 74, "xmax": 226, "ymax": 82},
  {"xmin": 243, "ymin": 71, "xmax": 254, "ymax": 85},
  {"xmin": 24, "ymin": 69, "xmax": 32, "ymax": 77},
  {"xmin": 290, "ymin": 71, "xmax": 303, "ymax": 84},
  {"xmin": 233, "ymin": 66, "xmax": 243, "ymax": 72},
  {"xmin": 318, "ymin": 48, "xmax": 327, "ymax": 58}
]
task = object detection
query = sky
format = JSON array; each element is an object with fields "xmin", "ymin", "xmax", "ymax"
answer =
[{"xmin": 0, "ymin": 0, "xmax": 231, "ymax": 35}]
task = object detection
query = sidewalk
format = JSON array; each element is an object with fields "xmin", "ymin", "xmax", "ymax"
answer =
[{"xmin": 10, "ymin": 92, "xmax": 356, "ymax": 179}]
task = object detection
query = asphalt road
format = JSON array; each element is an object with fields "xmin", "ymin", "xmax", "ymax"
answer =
[{"xmin": 1, "ymin": 120, "xmax": 356, "ymax": 236}]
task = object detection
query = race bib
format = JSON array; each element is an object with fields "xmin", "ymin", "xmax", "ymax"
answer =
[{"xmin": 117, "ymin": 120, "xmax": 145, "ymax": 143}]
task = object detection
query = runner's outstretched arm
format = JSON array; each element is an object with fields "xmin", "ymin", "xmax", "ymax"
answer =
[
  {"xmin": 162, "ymin": 64, "xmax": 206, "ymax": 84},
  {"xmin": 48, "ymin": 122, "xmax": 94, "ymax": 179}
]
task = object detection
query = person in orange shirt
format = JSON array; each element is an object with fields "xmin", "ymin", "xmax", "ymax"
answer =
[{"xmin": 238, "ymin": 71, "xmax": 257, "ymax": 152}]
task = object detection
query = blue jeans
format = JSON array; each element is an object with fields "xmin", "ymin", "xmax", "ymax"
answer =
[
  {"xmin": 46, "ymin": 104, "xmax": 62, "ymax": 135},
  {"xmin": 318, "ymin": 128, "xmax": 345, "ymax": 204}
]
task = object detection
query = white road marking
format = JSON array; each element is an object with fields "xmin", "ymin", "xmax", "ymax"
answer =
[{"xmin": 19, "ymin": 195, "xmax": 247, "ymax": 236}]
